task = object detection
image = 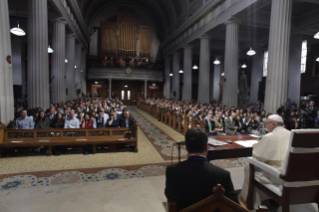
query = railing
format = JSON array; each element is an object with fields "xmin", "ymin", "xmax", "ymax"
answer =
[
  {"xmin": 0, "ymin": 126, "xmax": 138, "ymax": 157},
  {"xmin": 138, "ymin": 102, "xmax": 206, "ymax": 135}
]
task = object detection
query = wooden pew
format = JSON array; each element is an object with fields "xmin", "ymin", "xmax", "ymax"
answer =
[
  {"xmin": 167, "ymin": 184, "xmax": 268, "ymax": 212},
  {"xmin": 0, "ymin": 127, "xmax": 138, "ymax": 157},
  {"xmin": 200, "ymin": 120, "xmax": 206, "ymax": 131},
  {"xmin": 177, "ymin": 113, "xmax": 182, "ymax": 133},
  {"xmin": 184, "ymin": 115, "xmax": 190, "ymax": 135}
]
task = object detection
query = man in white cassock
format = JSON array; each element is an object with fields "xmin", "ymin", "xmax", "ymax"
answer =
[{"xmin": 241, "ymin": 115, "xmax": 317, "ymax": 212}]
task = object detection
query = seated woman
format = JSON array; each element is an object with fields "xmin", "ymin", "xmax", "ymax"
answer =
[
  {"xmin": 81, "ymin": 114, "xmax": 93, "ymax": 129},
  {"xmin": 214, "ymin": 114, "xmax": 225, "ymax": 135},
  {"xmin": 77, "ymin": 112, "xmax": 84, "ymax": 127},
  {"xmin": 195, "ymin": 111, "xmax": 204, "ymax": 128},
  {"xmin": 52, "ymin": 113, "xmax": 64, "ymax": 128},
  {"xmin": 34, "ymin": 111, "xmax": 50, "ymax": 129},
  {"xmin": 107, "ymin": 112, "xmax": 120, "ymax": 127}
]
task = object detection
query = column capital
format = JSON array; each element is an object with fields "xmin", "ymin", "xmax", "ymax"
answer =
[
  {"xmin": 50, "ymin": 17, "xmax": 67, "ymax": 25},
  {"xmin": 184, "ymin": 45, "xmax": 193, "ymax": 50},
  {"xmin": 224, "ymin": 18, "xmax": 241, "ymax": 26},
  {"xmin": 67, "ymin": 33, "xmax": 77, "ymax": 39},
  {"xmin": 200, "ymin": 34, "xmax": 210, "ymax": 40}
]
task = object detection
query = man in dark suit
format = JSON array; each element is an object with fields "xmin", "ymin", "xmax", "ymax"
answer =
[
  {"xmin": 119, "ymin": 111, "xmax": 136, "ymax": 128},
  {"xmin": 165, "ymin": 128, "xmax": 239, "ymax": 211},
  {"xmin": 235, "ymin": 115, "xmax": 248, "ymax": 134},
  {"xmin": 205, "ymin": 114, "xmax": 217, "ymax": 136},
  {"xmin": 46, "ymin": 107, "xmax": 56, "ymax": 128},
  {"xmin": 225, "ymin": 112, "xmax": 239, "ymax": 135}
]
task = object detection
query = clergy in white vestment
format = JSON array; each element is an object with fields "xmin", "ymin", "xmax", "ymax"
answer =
[{"xmin": 240, "ymin": 115, "xmax": 317, "ymax": 212}]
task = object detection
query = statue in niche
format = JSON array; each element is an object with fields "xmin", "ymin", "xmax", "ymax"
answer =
[{"xmin": 238, "ymin": 71, "xmax": 249, "ymax": 104}]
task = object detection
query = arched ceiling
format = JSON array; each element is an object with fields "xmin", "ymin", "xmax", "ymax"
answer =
[{"xmin": 79, "ymin": 0, "xmax": 185, "ymax": 40}]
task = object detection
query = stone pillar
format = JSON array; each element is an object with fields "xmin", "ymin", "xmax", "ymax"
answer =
[
  {"xmin": 75, "ymin": 44, "xmax": 82, "ymax": 97},
  {"xmin": 109, "ymin": 79, "xmax": 112, "ymax": 98},
  {"xmin": 182, "ymin": 46, "xmax": 192, "ymax": 101},
  {"xmin": 21, "ymin": 41, "xmax": 26, "ymax": 98},
  {"xmin": 172, "ymin": 52, "xmax": 180, "ymax": 100},
  {"xmin": 66, "ymin": 35, "xmax": 76, "ymax": 101},
  {"xmin": 222, "ymin": 21, "xmax": 239, "ymax": 107},
  {"xmin": 81, "ymin": 50, "xmax": 87, "ymax": 96},
  {"xmin": 198, "ymin": 35, "xmax": 210, "ymax": 104},
  {"xmin": 51, "ymin": 19, "xmax": 66, "ymax": 103},
  {"xmin": 144, "ymin": 80, "xmax": 148, "ymax": 98},
  {"xmin": 288, "ymin": 32, "xmax": 303, "ymax": 106},
  {"xmin": 213, "ymin": 58, "xmax": 221, "ymax": 101},
  {"xmin": 250, "ymin": 45, "xmax": 263, "ymax": 103},
  {"xmin": 264, "ymin": 0, "xmax": 293, "ymax": 113},
  {"xmin": 27, "ymin": 0, "xmax": 50, "ymax": 109},
  {"xmin": 11, "ymin": 37, "xmax": 23, "ymax": 86},
  {"xmin": 0, "ymin": 0, "xmax": 14, "ymax": 124},
  {"xmin": 163, "ymin": 57, "xmax": 171, "ymax": 99}
]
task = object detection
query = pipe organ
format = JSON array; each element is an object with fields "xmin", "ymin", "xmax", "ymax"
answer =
[{"xmin": 101, "ymin": 9, "xmax": 153, "ymax": 59}]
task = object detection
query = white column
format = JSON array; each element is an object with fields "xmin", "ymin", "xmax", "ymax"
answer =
[
  {"xmin": 172, "ymin": 52, "xmax": 180, "ymax": 100},
  {"xmin": 163, "ymin": 57, "xmax": 171, "ymax": 99},
  {"xmin": 213, "ymin": 58, "xmax": 221, "ymax": 101},
  {"xmin": 0, "ymin": 0, "xmax": 14, "ymax": 124},
  {"xmin": 264, "ymin": 0, "xmax": 293, "ymax": 113},
  {"xmin": 81, "ymin": 50, "xmax": 87, "ymax": 96},
  {"xmin": 144, "ymin": 80, "xmax": 148, "ymax": 98},
  {"xmin": 250, "ymin": 45, "xmax": 263, "ymax": 103},
  {"xmin": 288, "ymin": 32, "xmax": 303, "ymax": 106},
  {"xmin": 75, "ymin": 44, "xmax": 82, "ymax": 97},
  {"xmin": 222, "ymin": 21, "xmax": 239, "ymax": 107},
  {"xmin": 27, "ymin": 0, "xmax": 50, "ymax": 109},
  {"xmin": 108, "ymin": 79, "xmax": 112, "ymax": 98},
  {"xmin": 66, "ymin": 35, "xmax": 76, "ymax": 101},
  {"xmin": 182, "ymin": 46, "xmax": 192, "ymax": 101},
  {"xmin": 51, "ymin": 19, "xmax": 66, "ymax": 103},
  {"xmin": 198, "ymin": 35, "xmax": 210, "ymax": 104},
  {"xmin": 21, "ymin": 41, "xmax": 26, "ymax": 98}
]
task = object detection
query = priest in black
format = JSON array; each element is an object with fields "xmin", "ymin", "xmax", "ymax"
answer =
[{"xmin": 165, "ymin": 128, "xmax": 239, "ymax": 211}]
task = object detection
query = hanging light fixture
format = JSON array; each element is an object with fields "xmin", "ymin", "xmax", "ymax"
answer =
[
  {"xmin": 193, "ymin": 64, "xmax": 198, "ymax": 69},
  {"xmin": 314, "ymin": 32, "xmax": 319, "ymax": 39},
  {"xmin": 213, "ymin": 58, "xmax": 220, "ymax": 65},
  {"xmin": 221, "ymin": 72, "xmax": 225, "ymax": 76},
  {"xmin": 169, "ymin": 73, "xmax": 173, "ymax": 76},
  {"xmin": 81, "ymin": 70, "xmax": 83, "ymax": 72},
  {"xmin": 241, "ymin": 63, "xmax": 247, "ymax": 68},
  {"xmin": 10, "ymin": 21, "xmax": 26, "ymax": 36},
  {"xmin": 10, "ymin": 0, "xmax": 26, "ymax": 36},
  {"xmin": 179, "ymin": 70, "xmax": 184, "ymax": 73},
  {"xmin": 74, "ymin": 65, "xmax": 77, "ymax": 68},
  {"xmin": 316, "ymin": 57, "xmax": 319, "ymax": 62},
  {"xmin": 246, "ymin": 47, "xmax": 256, "ymax": 56},
  {"xmin": 48, "ymin": 45, "xmax": 54, "ymax": 53},
  {"xmin": 65, "ymin": 59, "xmax": 68, "ymax": 63}
]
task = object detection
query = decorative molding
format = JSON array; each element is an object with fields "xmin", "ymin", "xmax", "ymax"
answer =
[{"xmin": 87, "ymin": 68, "xmax": 164, "ymax": 82}]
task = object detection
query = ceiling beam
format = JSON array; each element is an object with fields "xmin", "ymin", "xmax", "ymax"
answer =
[{"xmin": 296, "ymin": 0, "xmax": 319, "ymax": 4}]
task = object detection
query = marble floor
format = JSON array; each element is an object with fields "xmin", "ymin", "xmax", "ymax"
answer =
[{"xmin": 0, "ymin": 167, "xmax": 244, "ymax": 212}]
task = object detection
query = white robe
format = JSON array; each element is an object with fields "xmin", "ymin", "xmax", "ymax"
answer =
[{"xmin": 240, "ymin": 126, "xmax": 317, "ymax": 211}]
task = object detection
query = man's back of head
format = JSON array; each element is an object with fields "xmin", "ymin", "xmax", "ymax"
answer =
[{"xmin": 185, "ymin": 128, "xmax": 208, "ymax": 154}]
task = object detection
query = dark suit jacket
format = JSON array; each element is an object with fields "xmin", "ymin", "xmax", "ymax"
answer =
[
  {"xmin": 119, "ymin": 116, "xmax": 136, "ymax": 128},
  {"xmin": 165, "ymin": 157, "xmax": 239, "ymax": 211},
  {"xmin": 205, "ymin": 119, "xmax": 217, "ymax": 136}
]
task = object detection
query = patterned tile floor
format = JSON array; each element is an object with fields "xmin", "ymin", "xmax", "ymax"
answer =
[{"xmin": 0, "ymin": 107, "xmax": 248, "ymax": 191}]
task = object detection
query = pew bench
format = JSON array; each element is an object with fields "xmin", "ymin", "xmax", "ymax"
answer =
[{"xmin": 0, "ymin": 127, "xmax": 138, "ymax": 157}]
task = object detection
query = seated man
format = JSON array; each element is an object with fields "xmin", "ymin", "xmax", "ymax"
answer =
[
  {"xmin": 241, "ymin": 115, "xmax": 290, "ymax": 204},
  {"xmin": 93, "ymin": 110, "xmax": 107, "ymax": 128},
  {"xmin": 165, "ymin": 128, "xmax": 239, "ymax": 211},
  {"xmin": 225, "ymin": 112, "xmax": 239, "ymax": 135},
  {"xmin": 64, "ymin": 110, "xmax": 79, "ymax": 128},
  {"xmin": 120, "ymin": 111, "xmax": 136, "ymax": 128},
  {"xmin": 205, "ymin": 114, "xmax": 216, "ymax": 136},
  {"xmin": 235, "ymin": 115, "xmax": 248, "ymax": 134},
  {"xmin": 15, "ymin": 110, "xmax": 34, "ymax": 129},
  {"xmin": 47, "ymin": 107, "xmax": 56, "ymax": 128}
]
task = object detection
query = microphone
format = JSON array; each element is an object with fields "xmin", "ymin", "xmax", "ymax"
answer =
[{"xmin": 175, "ymin": 141, "xmax": 186, "ymax": 146}]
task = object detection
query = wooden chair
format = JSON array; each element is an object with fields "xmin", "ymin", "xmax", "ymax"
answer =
[
  {"xmin": 167, "ymin": 184, "xmax": 268, "ymax": 212},
  {"xmin": 246, "ymin": 129, "xmax": 319, "ymax": 212}
]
